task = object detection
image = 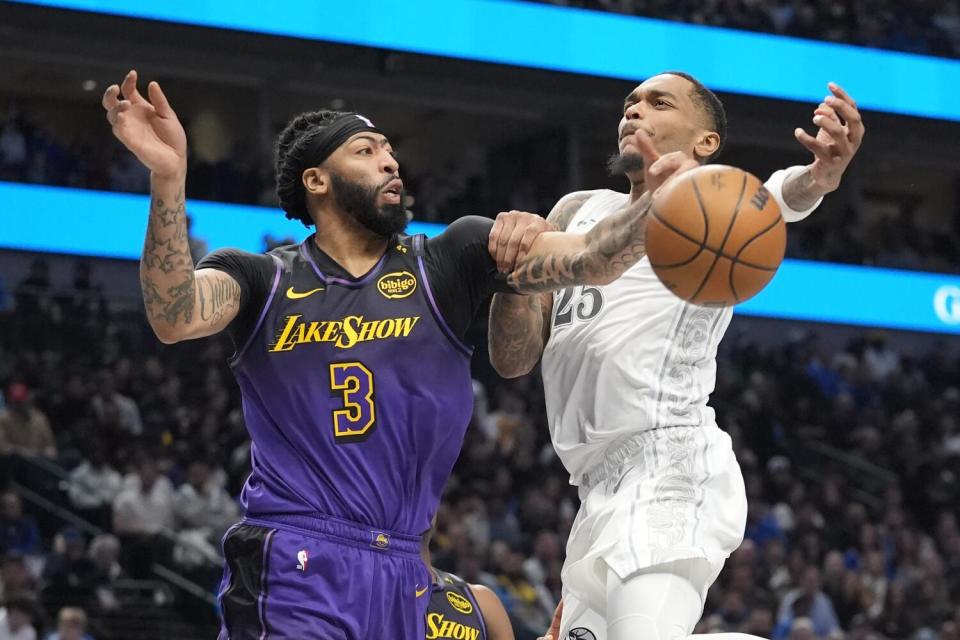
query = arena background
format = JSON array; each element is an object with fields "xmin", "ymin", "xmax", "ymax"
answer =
[{"xmin": 0, "ymin": 1, "xmax": 958, "ymax": 638}]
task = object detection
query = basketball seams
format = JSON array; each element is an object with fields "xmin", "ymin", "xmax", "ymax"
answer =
[
  {"xmin": 728, "ymin": 212, "xmax": 785, "ymax": 302},
  {"xmin": 689, "ymin": 171, "xmax": 747, "ymax": 302},
  {"xmin": 648, "ymin": 209, "xmax": 707, "ymax": 268},
  {"xmin": 731, "ymin": 214, "xmax": 784, "ymax": 267}
]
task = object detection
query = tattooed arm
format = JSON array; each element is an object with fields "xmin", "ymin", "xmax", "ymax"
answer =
[
  {"xmin": 140, "ymin": 177, "xmax": 242, "ymax": 343},
  {"xmin": 488, "ymin": 190, "xmax": 594, "ymax": 377},
  {"xmin": 505, "ymin": 191, "xmax": 652, "ymax": 293},
  {"xmin": 103, "ymin": 70, "xmax": 241, "ymax": 344}
]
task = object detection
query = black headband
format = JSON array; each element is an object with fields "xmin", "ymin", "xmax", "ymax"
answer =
[{"xmin": 302, "ymin": 113, "xmax": 382, "ymax": 168}]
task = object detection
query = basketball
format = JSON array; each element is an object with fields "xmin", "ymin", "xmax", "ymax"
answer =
[{"xmin": 646, "ymin": 165, "xmax": 786, "ymax": 307}]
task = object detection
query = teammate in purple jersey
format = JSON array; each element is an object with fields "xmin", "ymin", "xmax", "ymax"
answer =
[{"xmin": 102, "ymin": 70, "xmax": 692, "ymax": 639}]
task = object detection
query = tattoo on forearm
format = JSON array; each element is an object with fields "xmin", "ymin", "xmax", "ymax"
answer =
[
  {"xmin": 782, "ymin": 167, "xmax": 822, "ymax": 212},
  {"xmin": 140, "ymin": 189, "xmax": 196, "ymax": 327},
  {"xmin": 508, "ymin": 196, "xmax": 651, "ymax": 293},
  {"xmin": 489, "ymin": 294, "xmax": 544, "ymax": 375},
  {"xmin": 547, "ymin": 192, "xmax": 593, "ymax": 231},
  {"xmin": 198, "ymin": 275, "xmax": 241, "ymax": 324}
]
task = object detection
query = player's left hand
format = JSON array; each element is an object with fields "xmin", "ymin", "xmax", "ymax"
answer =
[
  {"xmin": 795, "ymin": 82, "xmax": 864, "ymax": 194},
  {"xmin": 489, "ymin": 210, "xmax": 556, "ymax": 273}
]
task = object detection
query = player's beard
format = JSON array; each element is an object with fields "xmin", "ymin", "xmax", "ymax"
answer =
[
  {"xmin": 329, "ymin": 172, "xmax": 408, "ymax": 238},
  {"xmin": 606, "ymin": 151, "xmax": 645, "ymax": 176}
]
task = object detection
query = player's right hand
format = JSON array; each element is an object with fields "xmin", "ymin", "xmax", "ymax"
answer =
[
  {"xmin": 489, "ymin": 210, "xmax": 556, "ymax": 273},
  {"xmin": 537, "ymin": 598, "xmax": 564, "ymax": 640},
  {"xmin": 102, "ymin": 69, "xmax": 187, "ymax": 178},
  {"xmin": 632, "ymin": 129, "xmax": 699, "ymax": 197}
]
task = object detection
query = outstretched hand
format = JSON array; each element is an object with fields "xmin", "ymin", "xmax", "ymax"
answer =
[
  {"xmin": 794, "ymin": 82, "xmax": 864, "ymax": 194},
  {"xmin": 102, "ymin": 69, "xmax": 187, "ymax": 178}
]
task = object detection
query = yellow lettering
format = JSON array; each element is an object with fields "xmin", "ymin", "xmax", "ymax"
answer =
[
  {"xmin": 439, "ymin": 621, "xmax": 456, "ymax": 637},
  {"xmin": 426, "ymin": 613, "xmax": 443, "ymax": 639},
  {"xmin": 321, "ymin": 321, "xmax": 340, "ymax": 342},
  {"xmin": 304, "ymin": 322, "xmax": 324, "ymax": 343},
  {"xmin": 375, "ymin": 318, "xmax": 396, "ymax": 339},
  {"xmin": 396, "ymin": 316, "xmax": 419, "ymax": 336},
  {"xmin": 269, "ymin": 315, "xmax": 301, "ymax": 352},
  {"xmin": 336, "ymin": 316, "xmax": 361, "ymax": 349},
  {"xmin": 271, "ymin": 315, "xmax": 420, "ymax": 352},
  {"xmin": 357, "ymin": 319, "xmax": 379, "ymax": 343}
]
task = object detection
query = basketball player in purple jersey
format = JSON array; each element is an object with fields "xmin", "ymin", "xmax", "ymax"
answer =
[
  {"xmin": 422, "ymin": 519, "xmax": 514, "ymax": 640},
  {"xmin": 101, "ymin": 70, "xmax": 683, "ymax": 639}
]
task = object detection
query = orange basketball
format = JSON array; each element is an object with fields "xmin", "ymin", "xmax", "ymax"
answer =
[{"xmin": 646, "ymin": 165, "xmax": 786, "ymax": 307}]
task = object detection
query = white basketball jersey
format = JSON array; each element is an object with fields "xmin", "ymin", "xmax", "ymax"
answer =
[{"xmin": 541, "ymin": 170, "xmax": 813, "ymax": 484}]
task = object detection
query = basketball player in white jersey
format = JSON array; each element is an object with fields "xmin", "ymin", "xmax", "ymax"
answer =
[{"xmin": 487, "ymin": 72, "xmax": 864, "ymax": 640}]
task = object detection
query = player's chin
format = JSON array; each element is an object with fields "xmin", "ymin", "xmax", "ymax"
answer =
[{"xmin": 606, "ymin": 151, "xmax": 644, "ymax": 176}]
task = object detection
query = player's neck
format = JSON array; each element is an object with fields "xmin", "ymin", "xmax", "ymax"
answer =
[
  {"xmin": 627, "ymin": 173, "xmax": 647, "ymax": 204},
  {"xmin": 312, "ymin": 209, "xmax": 390, "ymax": 278}
]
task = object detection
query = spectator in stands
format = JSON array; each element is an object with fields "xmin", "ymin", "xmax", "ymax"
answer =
[
  {"xmin": 0, "ymin": 112, "xmax": 27, "ymax": 182},
  {"xmin": 112, "ymin": 454, "xmax": 174, "ymax": 578},
  {"xmin": 0, "ymin": 495, "xmax": 39, "ymax": 557},
  {"xmin": 0, "ymin": 592, "xmax": 37, "ymax": 640},
  {"xmin": 45, "ymin": 607, "xmax": 93, "ymax": 640},
  {"xmin": 88, "ymin": 371, "xmax": 142, "ymax": 439},
  {"xmin": 0, "ymin": 555, "xmax": 35, "ymax": 605},
  {"xmin": 67, "ymin": 444, "xmax": 122, "ymax": 531},
  {"xmin": 774, "ymin": 564, "xmax": 842, "ymax": 639},
  {"xmin": 41, "ymin": 528, "xmax": 96, "ymax": 614},
  {"xmin": 173, "ymin": 458, "xmax": 237, "ymax": 543},
  {"xmin": 86, "ymin": 535, "xmax": 123, "ymax": 612},
  {"xmin": 0, "ymin": 385, "xmax": 56, "ymax": 459}
]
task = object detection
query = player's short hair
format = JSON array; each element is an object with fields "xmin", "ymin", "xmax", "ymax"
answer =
[
  {"xmin": 275, "ymin": 110, "xmax": 349, "ymax": 228},
  {"xmin": 661, "ymin": 71, "xmax": 727, "ymax": 162}
]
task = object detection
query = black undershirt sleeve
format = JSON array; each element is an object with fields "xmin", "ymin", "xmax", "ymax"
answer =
[
  {"xmin": 422, "ymin": 215, "xmax": 517, "ymax": 340},
  {"xmin": 196, "ymin": 248, "xmax": 276, "ymax": 349}
]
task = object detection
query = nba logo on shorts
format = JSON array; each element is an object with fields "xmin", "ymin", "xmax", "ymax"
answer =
[{"xmin": 296, "ymin": 549, "xmax": 308, "ymax": 572}]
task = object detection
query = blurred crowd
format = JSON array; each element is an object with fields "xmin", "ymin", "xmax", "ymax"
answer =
[
  {"xmin": 0, "ymin": 106, "xmax": 271, "ymax": 208},
  {"xmin": 534, "ymin": 0, "xmax": 960, "ymax": 59},
  {"xmin": 0, "ymin": 258, "xmax": 958, "ymax": 639}
]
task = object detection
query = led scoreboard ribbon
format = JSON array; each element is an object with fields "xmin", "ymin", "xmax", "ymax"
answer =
[{"xmin": 1, "ymin": 181, "xmax": 958, "ymax": 335}]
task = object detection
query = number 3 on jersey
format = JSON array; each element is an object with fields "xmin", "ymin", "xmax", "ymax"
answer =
[
  {"xmin": 554, "ymin": 286, "xmax": 604, "ymax": 328},
  {"xmin": 329, "ymin": 362, "xmax": 376, "ymax": 443}
]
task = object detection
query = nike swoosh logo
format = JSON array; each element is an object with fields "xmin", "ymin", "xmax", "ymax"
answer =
[
  {"xmin": 415, "ymin": 585, "xmax": 429, "ymax": 598},
  {"xmin": 286, "ymin": 286, "xmax": 325, "ymax": 300}
]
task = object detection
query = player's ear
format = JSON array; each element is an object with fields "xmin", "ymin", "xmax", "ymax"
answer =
[
  {"xmin": 694, "ymin": 131, "xmax": 720, "ymax": 162},
  {"xmin": 302, "ymin": 168, "xmax": 329, "ymax": 196}
]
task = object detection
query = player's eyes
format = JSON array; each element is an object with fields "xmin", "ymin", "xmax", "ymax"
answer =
[
  {"xmin": 655, "ymin": 99, "xmax": 671, "ymax": 108},
  {"xmin": 358, "ymin": 147, "xmax": 373, "ymax": 155}
]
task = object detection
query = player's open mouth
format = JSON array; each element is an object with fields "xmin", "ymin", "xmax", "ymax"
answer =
[{"xmin": 381, "ymin": 180, "xmax": 403, "ymax": 202}]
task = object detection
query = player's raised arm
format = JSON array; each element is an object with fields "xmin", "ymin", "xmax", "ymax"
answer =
[
  {"xmin": 504, "ymin": 132, "xmax": 696, "ymax": 294},
  {"xmin": 103, "ymin": 70, "xmax": 241, "ymax": 344},
  {"xmin": 487, "ymin": 191, "xmax": 594, "ymax": 377},
  {"xmin": 777, "ymin": 82, "xmax": 864, "ymax": 218}
]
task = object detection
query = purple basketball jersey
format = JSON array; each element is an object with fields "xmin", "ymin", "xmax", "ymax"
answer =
[{"xmin": 230, "ymin": 235, "xmax": 473, "ymax": 535}]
